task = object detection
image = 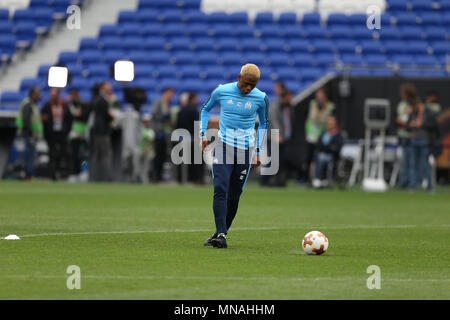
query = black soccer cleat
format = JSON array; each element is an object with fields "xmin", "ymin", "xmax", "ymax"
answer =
[
  {"xmin": 211, "ymin": 233, "xmax": 227, "ymax": 248},
  {"xmin": 204, "ymin": 232, "xmax": 217, "ymax": 246}
]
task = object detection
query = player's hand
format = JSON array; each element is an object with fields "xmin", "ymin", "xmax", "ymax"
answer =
[
  {"xmin": 251, "ymin": 155, "xmax": 261, "ymax": 168},
  {"xmin": 200, "ymin": 138, "xmax": 208, "ymax": 152}
]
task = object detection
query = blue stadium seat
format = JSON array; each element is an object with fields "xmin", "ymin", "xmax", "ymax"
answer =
[
  {"xmin": 79, "ymin": 37, "xmax": 99, "ymax": 51},
  {"xmin": 242, "ymin": 52, "xmax": 266, "ymax": 66},
  {"xmin": 239, "ymin": 38, "xmax": 262, "ymax": 52},
  {"xmin": 137, "ymin": 9, "xmax": 159, "ymax": 23},
  {"xmin": 329, "ymin": 26, "xmax": 352, "ymax": 39},
  {"xmin": 172, "ymin": 51, "xmax": 195, "ymax": 65},
  {"xmin": 0, "ymin": 9, "xmax": 9, "ymax": 21},
  {"xmin": 288, "ymin": 39, "xmax": 311, "ymax": 53},
  {"xmin": 255, "ymin": 12, "xmax": 274, "ymax": 25},
  {"xmin": 193, "ymin": 38, "xmax": 215, "ymax": 51},
  {"xmin": 347, "ymin": 14, "xmax": 367, "ymax": 26},
  {"xmin": 34, "ymin": 8, "xmax": 54, "ymax": 29},
  {"xmin": 123, "ymin": 36, "xmax": 145, "ymax": 50},
  {"xmin": 371, "ymin": 69, "xmax": 394, "ymax": 77},
  {"xmin": 58, "ymin": 51, "xmax": 79, "ymax": 65},
  {"xmin": 327, "ymin": 13, "xmax": 348, "ymax": 27},
  {"xmin": 278, "ymin": 13, "xmax": 296, "ymax": 25},
  {"xmin": 420, "ymin": 12, "xmax": 444, "ymax": 26},
  {"xmin": 292, "ymin": 53, "xmax": 314, "ymax": 66},
  {"xmin": 102, "ymin": 37, "xmax": 125, "ymax": 50},
  {"xmin": 229, "ymin": 12, "xmax": 248, "ymax": 25},
  {"xmin": 399, "ymin": 26, "xmax": 423, "ymax": 40},
  {"xmin": 121, "ymin": 23, "xmax": 142, "ymax": 37},
  {"xmin": 37, "ymin": 64, "xmax": 52, "ymax": 78},
  {"xmin": 301, "ymin": 13, "xmax": 321, "ymax": 26},
  {"xmin": 87, "ymin": 64, "xmax": 110, "ymax": 77},
  {"xmin": 0, "ymin": 34, "xmax": 16, "ymax": 58},
  {"xmin": 159, "ymin": 10, "xmax": 183, "ymax": 23},
  {"xmin": 168, "ymin": 37, "xmax": 192, "ymax": 51},
  {"xmin": 275, "ymin": 67, "xmax": 298, "ymax": 81},
  {"xmin": 0, "ymin": 91, "xmax": 24, "ymax": 104},
  {"xmin": 134, "ymin": 78, "xmax": 156, "ymax": 90},
  {"xmin": 179, "ymin": 65, "xmax": 201, "ymax": 79},
  {"xmin": 431, "ymin": 41, "xmax": 450, "ymax": 55},
  {"xmin": 148, "ymin": 51, "xmax": 170, "ymax": 64},
  {"xmin": 20, "ymin": 78, "xmax": 41, "ymax": 92},
  {"xmin": 377, "ymin": 27, "xmax": 401, "ymax": 40},
  {"xmin": 13, "ymin": 9, "xmax": 34, "ymax": 23},
  {"xmin": 66, "ymin": 64, "xmax": 84, "ymax": 77},
  {"xmin": 185, "ymin": 23, "xmax": 209, "ymax": 37},
  {"xmin": 118, "ymin": 10, "xmax": 139, "ymax": 24},
  {"xmin": 267, "ymin": 53, "xmax": 291, "ymax": 67},
  {"xmin": 366, "ymin": 54, "xmax": 388, "ymax": 66},
  {"xmin": 231, "ymin": 24, "xmax": 254, "ymax": 38},
  {"xmin": 350, "ymin": 27, "xmax": 375, "ymax": 40},
  {"xmin": 263, "ymin": 38, "xmax": 287, "ymax": 53},
  {"xmin": 340, "ymin": 53, "xmax": 364, "ymax": 66},
  {"xmin": 134, "ymin": 65, "xmax": 154, "ymax": 79},
  {"xmin": 216, "ymin": 38, "xmax": 239, "ymax": 51},
  {"xmin": 413, "ymin": 55, "xmax": 439, "ymax": 67},
  {"xmin": 0, "ymin": 22, "xmax": 13, "ymax": 35},
  {"xmin": 410, "ymin": 0, "xmax": 433, "ymax": 12},
  {"xmin": 99, "ymin": 24, "xmax": 121, "ymax": 37},
  {"xmin": 301, "ymin": 68, "xmax": 323, "ymax": 82},
  {"xmin": 335, "ymin": 40, "xmax": 357, "ymax": 54},
  {"xmin": 391, "ymin": 55, "xmax": 415, "ymax": 66},
  {"xmin": 210, "ymin": 24, "xmax": 232, "ymax": 38},
  {"xmin": 360, "ymin": 41, "xmax": 384, "ymax": 54},
  {"xmin": 395, "ymin": 12, "xmax": 419, "ymax": 26},
  {"xmin": 207, "ymin": 12, "xmax": 230, "ymax": 24},
  {"xmin": 388, "ymin": 0, "xmax": 409, "ymax": 13},
  {"xmin": 384, "ymin": 40, "xmax": 407, "ymax": 55},
  {"xmin": 219, "ymin": 52, "xmax": 242, "ymax": 66},
  {"xmin": 196, "ymin": 52, "xmax": 218, "ymax": 65},
  {"xmin": 315, "ymin": 53, "xmax": 337, "ymax": 67},
  {"xmin": 81, "ymin": 50, "xmax": 103, "ymax": 65},
  {"xmin": 14, "ymin": 22, "xmax": 37, "ymax": 45},
  {"xmin": 312, "ymin": 39, "xmax": 334, "ymax": 54},
  {"xmin": 259, "ymin": 25, "xmax": 284, "ymax": 38},
  {"xmin": 128, "ymin": 50, "xmax": 152, "ymax": 64},
  {"xmin": 406, "ymin": 41, "xmax": 429, "ymax": 55},
  {"xmin": 144, "ymin": 36, "xmax": 165, "ymax": 50},
  {"xmin": 424, "ymin": 27, "xmax": 447, "ymax": 40},
  {"xmin": 304, "ymin": 26, "xmax": 328, "ymax": 39},
  {"xmin": 203, "ymin": 66, "xmax": 225, "ymax": 79},
  {"xmin": 350, "ymin": 68, "xmax": 372, "ymax": 76},
  {"xmin": 183, "ymin": 10, "xmax": 207, "ymax": 24}
]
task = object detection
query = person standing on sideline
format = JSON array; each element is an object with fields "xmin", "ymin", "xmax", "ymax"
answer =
[
  {"xmin": 150, "ymin": 87, "xmax": 175, "ymax": 182},
  {"xmin": 41, "ymin": 88, "xmax": 73, "ymax": 180},
  {"xmin": 89, "ymin": 82, "xmax": 114, "ymax": 182},
  {"xmin": 67, "ymin": 88, "xmax": 90, "ymax": 176},
  {"xmin": 200, "ymin": 64, "xmax": 269, "ymax": 249},
  {"xmin": 176, "ymin": 92, "xmax": 202, "ymax": 184},
  {"xmin": 15, "ymin": 87, "xmax": 42, "ymax": 180},
  {"xmin": 302, "ymin": 87, "xmax": 335, "ymax": 184},
  {"xmin": 395, "ymin": 83, "xmax": 415, "ymax": 188}
]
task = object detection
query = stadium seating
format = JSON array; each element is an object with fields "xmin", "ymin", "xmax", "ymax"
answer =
[{"xmin": 1, "ymin": 0, "xmax": 449, "ymax": 109}]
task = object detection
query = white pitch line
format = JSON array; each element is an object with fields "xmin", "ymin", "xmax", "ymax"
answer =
[
  {"xmin": 1, "ymin": 274, "xmax": 449, "ymax": 283},
  {"xmin": 2, "ymin": 224, "xmax": 449, "ymax": 239}
]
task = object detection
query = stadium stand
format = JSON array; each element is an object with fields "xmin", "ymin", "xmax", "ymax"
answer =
[{"xmin": 0, "ymin": 0, "xmax": 449, "ymax": 110}]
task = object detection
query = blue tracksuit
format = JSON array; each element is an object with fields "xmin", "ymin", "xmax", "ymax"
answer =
[{"xmin": 200, "ymin": 82, "xmax": 269, "ymax": 235}]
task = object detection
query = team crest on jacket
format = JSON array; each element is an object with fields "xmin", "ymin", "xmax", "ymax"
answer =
[{"xmin": 245, "ymin": 101, "xmax": 252, "ymax": 109}]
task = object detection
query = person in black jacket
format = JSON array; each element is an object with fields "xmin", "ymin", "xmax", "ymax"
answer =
[
  {"xmin": 175, "ymin": 92, "xmax": 203, "ymax": 184},
  {"xmin": 312, "ymin": 115, "xmax": 344, "ymax": 188},
  {"xmin": 41, "ymin": 88, "xmax": 73, "ymax": 180},
  {"xmin": 89, "ymin": 82, "xmax": 114, "ymax": 182}
]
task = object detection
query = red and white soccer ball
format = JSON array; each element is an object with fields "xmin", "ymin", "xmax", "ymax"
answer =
[{"xmin": 302, "ymin": 231, "xmax": 329, "ymax": 255}]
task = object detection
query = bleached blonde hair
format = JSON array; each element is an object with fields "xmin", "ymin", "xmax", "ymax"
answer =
[{"xmin": 240, "ymin": 63, "xmax": 260, "ymax": 79}]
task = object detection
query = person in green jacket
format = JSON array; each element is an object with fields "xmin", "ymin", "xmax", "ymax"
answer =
[
  {"xmin": 15, "ymin": 87, "xmax": 42, "ymax": 180},
  {"xmin": 302, "ymin": 87, "xmax": 335, "ymax": 183}
]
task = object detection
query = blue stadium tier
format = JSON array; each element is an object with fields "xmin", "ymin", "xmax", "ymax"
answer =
[{"xmin": 1, "ymin": 0, "xmax": 450, "ymax": 109}]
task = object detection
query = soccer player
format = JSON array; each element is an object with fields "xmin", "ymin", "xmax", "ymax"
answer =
[{"xmin": 200, "ymin": 64, "xmax": 269, "ymax": 248}]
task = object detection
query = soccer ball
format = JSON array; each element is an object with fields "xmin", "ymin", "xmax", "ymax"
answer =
[{"xmin": 302, "ymin": 231, "xmax": 328, "ymax": 255}]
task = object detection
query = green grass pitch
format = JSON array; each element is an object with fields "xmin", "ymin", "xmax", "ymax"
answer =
[{"xmin": 0, "ymin": 181, "xmax": 449, "ymax": 299}]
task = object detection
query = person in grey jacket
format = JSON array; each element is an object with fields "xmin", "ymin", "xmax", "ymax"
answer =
[{"xmin": 150, "ymin": 87, "xmax": 175, "ymax": 182}]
